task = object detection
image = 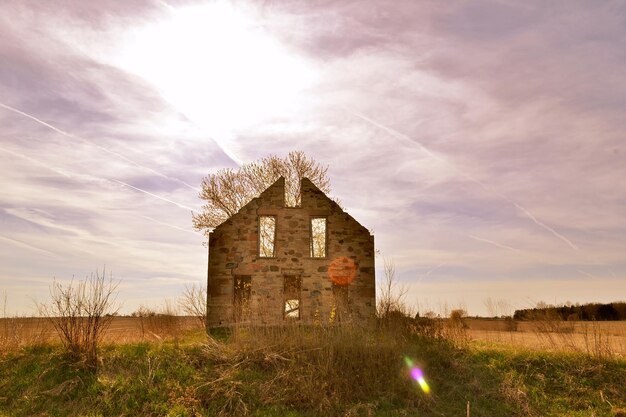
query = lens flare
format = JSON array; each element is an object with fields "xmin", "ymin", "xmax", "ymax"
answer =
[
  {"xmin": 328, "ymin": 256, "xmax": 357, "ymax": 285},
  {"xmin": 404, "ymin": 356, "xmax": 431, "ymax": 394}
]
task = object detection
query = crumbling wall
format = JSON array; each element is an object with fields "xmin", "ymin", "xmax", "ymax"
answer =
[{"xmin": 207, "ymin": 177, "xmax": 375, "ymax": 327}]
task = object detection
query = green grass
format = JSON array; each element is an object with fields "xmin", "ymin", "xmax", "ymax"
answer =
[
  {"xmin": 468, "ymin": 346, "xmax": 626, "ymax": 416},
  {"xmin": 0, "ymin": 327, "xmax": 624, "ymax": 416}
]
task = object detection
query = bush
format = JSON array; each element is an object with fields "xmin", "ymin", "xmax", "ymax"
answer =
[
  {"xmin": 178, "ymin": 283, "xmax": 207, "ymax": 328},
  {"xmin": 37, "ymin": 268, "xmax": 119, "ymax": 368}
]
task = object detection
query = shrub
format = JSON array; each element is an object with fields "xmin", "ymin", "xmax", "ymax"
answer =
[
  {"xmin": 37, "ymin": 268, "xmax": 119, "ymax": 368},
  {"xmin": 178, "ymin": 283, "xmax": 207, "ymax": 328}
]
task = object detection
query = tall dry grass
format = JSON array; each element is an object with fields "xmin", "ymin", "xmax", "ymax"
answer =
[
  {"xmin": 200, "ymin": 320, "xmax": 435, "ymax": 416},
  {"xmin": 467, "ymin": 316, "xmax": 626, "ymax": 358},
  {"xmin": 1, "ymin": 293, "xmax": 50, "ymax": 352},
  {"xmin": 529, "ymin": 312, "xmax": 619, "ymax": 359},
  {"xmin": 134, "ymin": 300, "xmax": 184, "ymax": 341},
  {"xmin": 1, "ymin": 292, "xmax": 21, "ymax": 350}
]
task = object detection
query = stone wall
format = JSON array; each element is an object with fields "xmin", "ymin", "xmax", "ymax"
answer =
[{"xmin": 206, "ymin": 177, "xmax": 375, "ymax": 327}]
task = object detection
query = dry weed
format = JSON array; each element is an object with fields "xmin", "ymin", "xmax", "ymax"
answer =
[
  {"xmin": 199, "ymin": 323, "xmax": 417, "ymax": 415},
  {"xmin": 134, "ymin": 301, "xmax": 183, "ymax": 341},
  {"xmin": 37, "ymin": 269, "xmax": 119, "ymax": 368}
]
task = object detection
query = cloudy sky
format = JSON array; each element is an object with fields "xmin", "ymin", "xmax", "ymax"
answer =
[{"xmin": 1, "ymin": 0, "xmax": 624, "ymax": 316}]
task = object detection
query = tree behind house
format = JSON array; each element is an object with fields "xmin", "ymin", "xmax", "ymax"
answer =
[{"xmin": 192, "ymin": 151, "xmax": 331, "ymax": 234}]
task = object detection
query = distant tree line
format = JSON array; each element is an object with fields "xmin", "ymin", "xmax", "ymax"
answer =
[{"xmin": 514, "ymin": 302, "xmax": 626, "ymax": 321}]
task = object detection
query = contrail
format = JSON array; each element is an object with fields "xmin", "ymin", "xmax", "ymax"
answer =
[
  {"xmin": 140, "ymin": 215, "xmax": 203, "ymax": 236},
  {"xmin": 346, "ymin": 108, "xmax": 580, "ymax": 252},
  {"xmin": 0, "ymin": 102, "xmax": 70, "ymax": 136},
  {"xmin": 468, "ymin": 235, "xmax": 522, "ymax": 253},
  {"xmin": 576, "ymin": 269, "xmax": 597, "ymax": 279},
  {"xmin": 342, "ymin": 107, "xmax": 434, "ymax": 159},
  {"xmin": 5, "ymin": 207, "xmax": 130, "ymax": 255},
  {"xmin": 513, "ymin": 203, "xmax": 579, "ymax": 251},
  {"xmin": 0, "ymin": 233, "xmax": 59, "ymax": 257},
  {"xmin": 0, "ymin": 101, "xmax": 200, "ymax": 191},
  {"xmin": 0, "ymin": 146, "xmax": 72, "ymax": 178},
  {"xmin": 112, "ymin": 179, "xmax": 197, "ymax": 211},
  {"xmin": 2, "ymin": 145, "xmax": 199, "ymax": 212},
  {"xmin": 345, "ymin": 107, "xmax": 508, "ymax": 195},
  {"xmin": 425, "ymin": 262, "xmax": 446, "ymax": 276},
  {"xmin": 169, "ymin": 109, "xmax": 243, "ymax": 167},
  {"xmin": 418, "ymin": 262, "xmax": 446, "ymax": 281}
]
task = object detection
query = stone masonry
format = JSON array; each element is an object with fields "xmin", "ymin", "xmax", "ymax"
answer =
[{"xmin": 206, "ymin": 177, "xmax": 375, "ymax": 327}]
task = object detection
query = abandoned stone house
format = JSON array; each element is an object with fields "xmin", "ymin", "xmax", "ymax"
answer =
[{"xmin": 206, "ymin": 176, "xmax": 375, "ymax": 327}]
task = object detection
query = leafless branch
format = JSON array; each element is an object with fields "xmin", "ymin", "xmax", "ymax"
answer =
[
  {"xmin": 192, "ymin": 151, "xmax": 332, "ymax": 234},
  {"xmin": 178, "ymin": 283, "xmax": 207, "ymax": 327},
  {"xmin": 37, "ymin": 268, "xmax": 119, "ymax": 368}
]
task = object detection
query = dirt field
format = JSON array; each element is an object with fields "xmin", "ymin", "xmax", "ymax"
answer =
[
  {"xmin": 465, "ymin": 318, "xmax": 626, "ymax": 357},
  {"xmin": 0, "ymin": 316, "xmax": 203, "ymax": 346},
  {"xmin": 3, "ymin": 316, "xmax": 626, "ymax": 358}
]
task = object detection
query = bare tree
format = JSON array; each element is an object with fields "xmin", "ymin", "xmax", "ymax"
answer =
[
  {"xmin": 192, "ymin": 151, "xmax": 331, "ymax": 234},
  {"xmin": 178, "ymin": 283, "xmax": 207, "ymax": 327},
  {"xmin": 259, "ymin": 216, "xmax": 277, "ymax": 257},
  {"xmin": 38, "ymin": 268, "xmax": 119, "ymax": 368},
  {"xmin": 377, "ymin": 257, "xmax": 409, "ymax": 319},
  {"xmin": 310, "ymin": 217, "xmax": 326, "ymax": 258},
  {"xmin": 484, "ymin": 297, "xmax": 513, "ymax": 318}
]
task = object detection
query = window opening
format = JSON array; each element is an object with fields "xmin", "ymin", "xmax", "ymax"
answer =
[
  {"xmin": 233, "ymin": 275, "xmax": 251, "ymax": 322},
  {"xmin": 310, "ymin": 217, "xmax": 326, "ymax": 258},
  {"xmin": 332, "ymin": 284, "xmax": 350, "ymax": 322},
  {"xmin": 284, "ymin": 275, "xmax": 301, "ymax": 319},
  {"xmin": 259, "ymin": 216, "xmax": 276, "ymax": 257}
]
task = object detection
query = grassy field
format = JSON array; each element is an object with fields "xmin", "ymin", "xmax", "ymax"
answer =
[
  {"xmin": 1, "ymin": 318, "xmax": 626, "ymax": 417},
  {"xmin": 4, "ymin": 316, "xmax": 626, "ymax": 355}
]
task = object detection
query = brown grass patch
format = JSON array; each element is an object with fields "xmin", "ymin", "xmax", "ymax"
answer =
[
  {"xmin": 0, "ymin": 316, "xmax": 203, "ymax": 348},
  {"xmin": 466, "ymin": 318, "xmax": 626, "ymax": 357}
]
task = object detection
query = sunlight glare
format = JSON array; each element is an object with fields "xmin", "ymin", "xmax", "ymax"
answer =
[{"xmin": 116, "ymin": 3, "xmax": 315, "ymax": 141}]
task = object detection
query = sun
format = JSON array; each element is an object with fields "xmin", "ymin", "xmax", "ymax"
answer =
[{"xmin": 115, "ymin": 2, "xmax": 315, "ymax": 157}]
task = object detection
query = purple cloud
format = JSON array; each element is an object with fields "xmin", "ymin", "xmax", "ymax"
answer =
[{"xmin": 0, "ymin": 0, "xmax": 624, "ymax": 315}]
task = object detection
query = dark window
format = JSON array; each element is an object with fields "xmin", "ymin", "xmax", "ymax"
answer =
[
  {"xmin": 233, "ymin": 275, "xmax": 251, "ymax": 322},
  {"xmin": 332, "ymin": 284, "xmax": 350, "ymax": 322},
  {"xmin": 284, "ymin": 275, "xmax": 301, "ymax": 319}
]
